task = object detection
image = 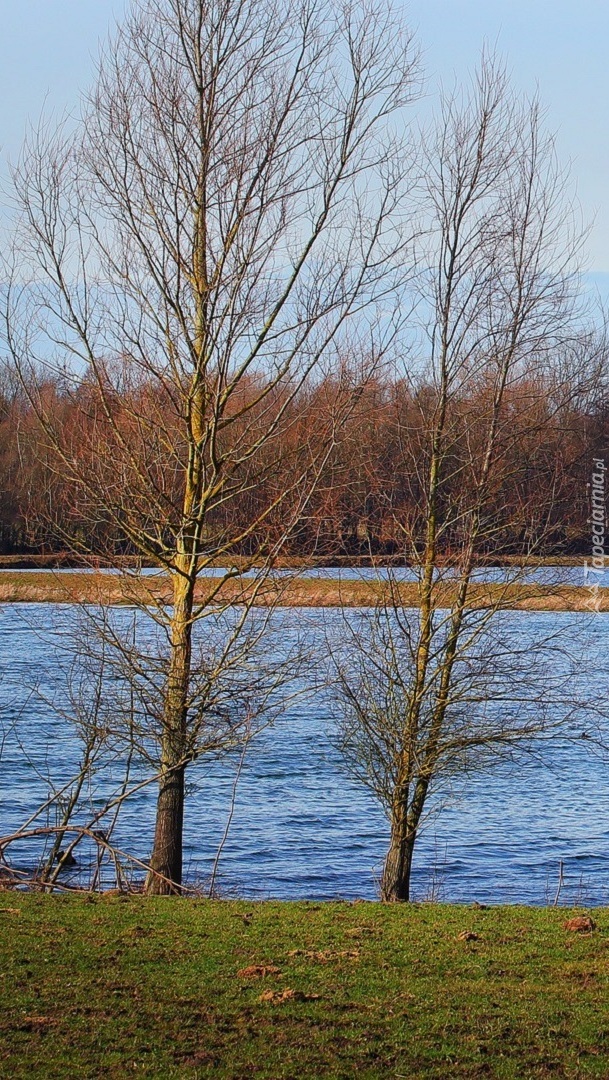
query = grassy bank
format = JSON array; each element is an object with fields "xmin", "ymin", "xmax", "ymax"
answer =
[
  {"xmin": 1, "ymin": 897, "xmax": 609, "ymax": 1078},
  {"xmin": 0, "ymin": 569, "xmax": 606, "ymax": 611}
]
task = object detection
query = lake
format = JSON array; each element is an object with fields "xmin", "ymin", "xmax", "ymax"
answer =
[{"xmin": 1, "ymin": 602, "xmax": 609, "ymax": 905}]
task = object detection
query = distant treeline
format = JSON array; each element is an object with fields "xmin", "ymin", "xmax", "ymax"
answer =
[{"xmin": 1, "ymin": 368, "xmax": 606, "ymax": 559}]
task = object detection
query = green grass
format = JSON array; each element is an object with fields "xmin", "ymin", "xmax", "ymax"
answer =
[{"xmin": 2, "ymin": 897, "xmax": 609, "ymax": 1078}]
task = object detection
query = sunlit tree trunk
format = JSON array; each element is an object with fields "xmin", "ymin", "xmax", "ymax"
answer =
[{"xmin": 146, "ymin": 569, "xmax": 193, "ymax": 892}]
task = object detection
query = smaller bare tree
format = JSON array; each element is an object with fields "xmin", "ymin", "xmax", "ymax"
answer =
[
  {"xmin": 329, "ymin": 606, "xmax": 595, "ymax": 901},
  {"xmin": 328, "ymin": 56, "xmax": 605, "ymax": 902}
]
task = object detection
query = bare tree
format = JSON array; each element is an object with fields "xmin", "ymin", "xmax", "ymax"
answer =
[
  {"xmin": 329, "ymin": 57, "xmax": 604, "ymax": 902},
  {"xmin": 3, "ymin": 0, "xmax": 419, "ymax": 891}
]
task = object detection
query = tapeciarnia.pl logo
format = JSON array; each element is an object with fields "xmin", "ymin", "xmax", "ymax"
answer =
[{"xmin": 584, "ymin": 457, "xmax": 606, "ymax": 610}]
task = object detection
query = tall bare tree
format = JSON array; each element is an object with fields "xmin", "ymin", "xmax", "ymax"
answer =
[
  {"xmin": 4, "ymin": 0, "xmax": 419, "ymax": 891},
  {"xmin": 330, "ymin": 57, "xmax": 605, "ymax": 901}
]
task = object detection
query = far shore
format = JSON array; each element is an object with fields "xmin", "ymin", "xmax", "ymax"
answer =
[
  {"xmin": 0, "ymin": 552, "xmax": 593, "ymax": 570},
  {"xmin": 0, "ymin": 569, "xmax": 607, "ymax": 610}
]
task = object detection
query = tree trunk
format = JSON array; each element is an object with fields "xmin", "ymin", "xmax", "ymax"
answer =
[
  {"xmin": 145, "ymin": 758, "xmax": 186, "ymax": 894},
  {"xmin": 145, "ymin": 568, "xmax": 193, "ymax": 895},
  {"xmin": 380, "ymin": 820, "xmax": 416, "ymax": 902}
]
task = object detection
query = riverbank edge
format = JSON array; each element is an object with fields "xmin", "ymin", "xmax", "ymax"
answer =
[
  {"xmin": 2, "ymin": 895, "xmax": 608, "ymax": 1078},
  {"xmin": 0, "ymin": 570, "xmax": 607, "ymax": 610},
  {"xmin": 0, "ymin": 553, "xmax": 591, "ymax": 569}
]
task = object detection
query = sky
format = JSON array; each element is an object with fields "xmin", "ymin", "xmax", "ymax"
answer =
[{"xmin": 0, "ymin": 0, "xmax": 607, "ymax": 275}]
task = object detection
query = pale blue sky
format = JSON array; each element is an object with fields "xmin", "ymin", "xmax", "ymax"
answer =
[{"xmin": 1, "ymin": 0, "xmax": 607, "ymax": 271}]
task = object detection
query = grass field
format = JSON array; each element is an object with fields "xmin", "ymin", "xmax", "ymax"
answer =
[
  {"xmin": 0, "ymin": 569, "xmax": 606, "ymax": 611},
  {"xmin": 2, "ymin": 896, "xmax": 609, "ymax": 1078}
]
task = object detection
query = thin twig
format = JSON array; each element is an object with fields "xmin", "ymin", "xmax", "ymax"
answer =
[
  {"xmin": 208, "ymin": 724, "xmax": 251, "ymax": 898},
  {"xmin": 553, "ymin": 860, "xmax": 565, "ymax": 907}
]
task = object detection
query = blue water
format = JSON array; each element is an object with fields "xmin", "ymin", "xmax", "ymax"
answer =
[{"xmin": 2, "ymin": 603, "xmax": 609, "ymax": 905}]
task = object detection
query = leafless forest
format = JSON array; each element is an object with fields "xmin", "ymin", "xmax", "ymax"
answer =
[{"xmin": 1, "ymin": 367, "xmax": 607, "ymax": 560}]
